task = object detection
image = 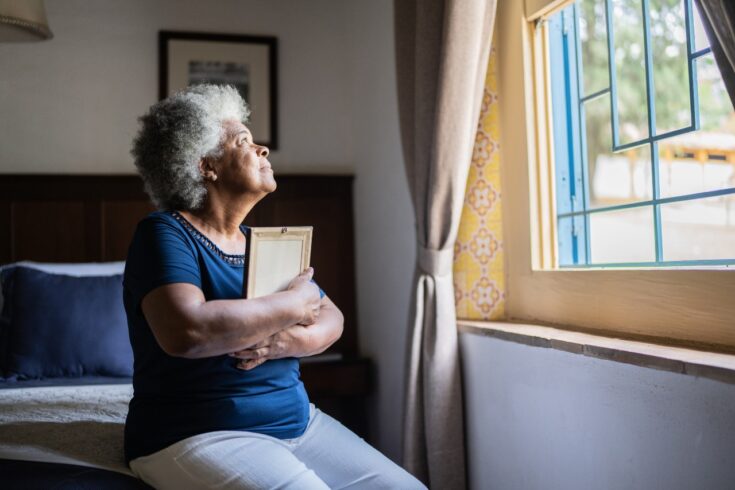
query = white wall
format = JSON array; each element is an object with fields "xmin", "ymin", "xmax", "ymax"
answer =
[
  {"xmin": 0, "ymin": 0, "xmax": 356, "ymax": 173},
  {"xmin": 461, "ymin": 333, "xmax": 735, "ymax": 490},
  {"xmin": 348, "ymin": 0, "xmax": 415, "ymax": 463},
  {"xmin": 0, "ymin": 0, "xmax": 413, "ymax": 463}
]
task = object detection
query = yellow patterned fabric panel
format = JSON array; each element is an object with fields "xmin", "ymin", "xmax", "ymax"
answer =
[{"xmin": 454, "ymin": 48, "xmax": 505, "ymax": 320}]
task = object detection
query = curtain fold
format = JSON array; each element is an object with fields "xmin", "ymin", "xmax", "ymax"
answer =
[
  {"xmin": 695, "ymin": 0, "xmax": 735, "ymax": 108},
  {"xmin": 394, "ymin": 1, "xmax": 497, "ymax": 488}
]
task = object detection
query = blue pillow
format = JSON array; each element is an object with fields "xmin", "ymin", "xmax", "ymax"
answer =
[{"xmin": 1, "ymin": 267, "xmax": 132, "ymax": 379}]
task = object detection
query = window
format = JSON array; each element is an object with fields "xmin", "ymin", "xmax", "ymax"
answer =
[
  {"xmin": 492, "ymin": 0, "xmax": 735, "ymax": 351},
  {"xmin": 547, "ymin": 0, "xmax": 735, "ymax": 267}
]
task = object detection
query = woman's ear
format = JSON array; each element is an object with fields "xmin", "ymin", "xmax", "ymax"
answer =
[{"xmin": 198, "ymin": 157, "xmax": 218, "ymax": 182}]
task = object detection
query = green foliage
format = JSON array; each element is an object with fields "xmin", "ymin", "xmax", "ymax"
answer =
[{"xmin": 575, "ymin": 0, "xmax": 733, "ymax": 201}]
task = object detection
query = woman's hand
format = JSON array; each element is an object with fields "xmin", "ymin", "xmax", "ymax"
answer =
[
  {"xmin": 230, "ymin": 295, "xmax": 344, "ymax": 371},
  {"xmin": 287, "ymin": 268, "xmax": 321, "ymax": 326},
  {"xmin": 230, "ymin": 326, "xmax": 309, "ymax": 370}
]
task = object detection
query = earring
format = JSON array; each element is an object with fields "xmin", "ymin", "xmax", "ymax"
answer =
[{"xmin": 211, "ymin": 174, "xmax": 218, "ymax": 182}]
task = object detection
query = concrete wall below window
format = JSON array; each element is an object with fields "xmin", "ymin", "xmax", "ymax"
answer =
[{"xmin": 461, "ymin": 332, "xmax": 735, "ymax": 490}]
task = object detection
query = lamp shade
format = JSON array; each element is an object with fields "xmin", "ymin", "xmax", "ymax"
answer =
[{"xmin": 0, "ymin": 0, "xmax": 52, "ymax": 42}]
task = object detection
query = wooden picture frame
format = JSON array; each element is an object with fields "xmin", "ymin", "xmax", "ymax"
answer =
[
  {"xmin": 159, "ymin": 30, "xmax": 278, "ymax": 149},
  {"xmin": 245, "ymin": 226, "xmax": 312, "ymax": 299}
]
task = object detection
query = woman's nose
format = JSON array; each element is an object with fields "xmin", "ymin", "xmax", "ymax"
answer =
[{"xmin": 258, "ymin": 145, "xmax": 269, "ymax": 157}]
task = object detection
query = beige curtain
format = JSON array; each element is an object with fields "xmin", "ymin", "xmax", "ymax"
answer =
[
  {"xmin": 694, "ymin": 0, "xmax": 735, "ymax": 108},
  {"xmin": 394, "ymin": 0, "xmax": 497, "ymax": 488}
]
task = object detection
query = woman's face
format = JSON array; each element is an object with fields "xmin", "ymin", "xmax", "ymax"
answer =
[{"xmin": 214, "ymin": 119, "xmax": 275, "ymax": 196}]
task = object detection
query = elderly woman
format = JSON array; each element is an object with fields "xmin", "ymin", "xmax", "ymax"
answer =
[{"xmin": 123, "ymin": 85, "xmax": 424, "ymax": 490}]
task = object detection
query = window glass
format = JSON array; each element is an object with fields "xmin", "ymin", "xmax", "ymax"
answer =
[
  {"xmin": 697, "ymin": 54, "xmax": 733, "ymax": 132},
  {"xmin": 661, "ymin": 194, "xmax": 735, "ymax": 261},
  {"xmin": 612, "ymin": 0, "xmax": 649, "ymax": 145},
  {"xmin": 589, "ymin": 206, "xmax": 656, "ymax": 263},
  {"xmin": 659, "ymin": 54, "xmax": 735, "ymax": 198},
  {"xmin": 578, "ymin": 0, "xmax": 609, "ymax": 96},
  {"xmin": 651, "ymin": 0, "xmax": 691, "ymax": 134},
  {"xmin": 587, "ymin": 95, "xmax": 653, "ymax": 208},
  {"xmin": 692, "ymin": 1, "xmax": 709, "ymax": 52},
  {"xmin": 548, "ymin": 0, "xmax": 735, "ymax": 267}
]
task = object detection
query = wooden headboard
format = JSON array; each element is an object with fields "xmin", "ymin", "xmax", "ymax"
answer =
[{"xmin": 0, "ymin": 174, "xmax": 358, "ymax": 357}]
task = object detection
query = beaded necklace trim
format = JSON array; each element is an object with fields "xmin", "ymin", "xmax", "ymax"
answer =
[{"xmin": 171, "ymin": 211, "xmax": 247, "ymax": 266}]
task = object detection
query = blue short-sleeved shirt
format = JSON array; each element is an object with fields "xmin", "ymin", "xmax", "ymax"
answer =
[{"xmin": 123, "ymin": 211, "xmax": 314, "ymax": 463}]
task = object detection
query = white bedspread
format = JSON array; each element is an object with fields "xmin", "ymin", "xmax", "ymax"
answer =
[{"xmin": 0, "ymin": 383, "xmax": 134, "ymax": 475}]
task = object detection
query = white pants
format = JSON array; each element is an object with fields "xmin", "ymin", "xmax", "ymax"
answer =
[{"xmin": 129, "ymin": 405, "xmax": 426, "ymax": 490}]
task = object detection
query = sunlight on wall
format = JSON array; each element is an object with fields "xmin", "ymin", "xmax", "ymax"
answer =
[{"xmin": 454, "ymin": 48, "xmax": 506, "ymax": 320}]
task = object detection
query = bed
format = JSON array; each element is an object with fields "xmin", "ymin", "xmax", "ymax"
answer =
[{"xmin": 0, "ymin": 174, "xmax": 369, "ymax": 488}]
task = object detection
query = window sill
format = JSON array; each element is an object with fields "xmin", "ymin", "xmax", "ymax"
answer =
[{"xmin": 457, "ymin": 320, "xmax": 735, "ymax": 385}]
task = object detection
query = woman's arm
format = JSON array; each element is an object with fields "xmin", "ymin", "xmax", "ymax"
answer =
[
  {"xmin": 141, "ymin": 269, "xmax": 322, "ymax": 358},
  {"xmin": 230, "ymin": 295, "xmax": 344, "ymax": 370}
]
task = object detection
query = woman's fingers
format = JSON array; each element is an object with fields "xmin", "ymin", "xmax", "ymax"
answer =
[
  {"xmin": 287, "ymin": 267, "xmax": 314, "ymax": 289},
  {"xmin": 298, "ymin": 305, "xmax": 321, "ymax": 326},
  {"xmin": 284, "ymin": 267, "xmax": 321, "ymax": 326},
  {"xmin": 248, "ymin": 338, "xmax": 269, "ymax": 349},
  {"xmin": 229, "ymin": 347, "xmax": 269, "ymax": 360},
  {"xmin": 237, "ymin": 358, "xmax": 267, "ymax": 370}
]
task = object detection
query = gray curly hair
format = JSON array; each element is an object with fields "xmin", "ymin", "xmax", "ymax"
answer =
[{"xmin": 131, "ymin": 84, "xmax": 250, "ymax": 210}]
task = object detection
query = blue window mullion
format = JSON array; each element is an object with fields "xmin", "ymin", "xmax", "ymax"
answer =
[
  {"xmin": 651, "ymin": 142, "xmax": 664, "ymax": 260},
  {"xmin": 604, "ymin": 0, "xmax": 620, "ymax": 149},
  {"xmin": 684, "ymin": 0, "xmax": 700, "ymax": 130},
  {"xmin": 641, "ymin": 0, "xmax": 663, "ymax": 261},
  {"xmin": 572, "ymin": 3, "xmax": 591, "ymax": 264},
  {"xmin": 691, "ymin": 47, "xmax": 712, "ymax": 59},
  {"xmin": 560, "ymin": 258, "xmax": 735, "ymax": 268},
  {"xmin": 561, "ymin": 6, "xmax": 587, "ymax": 264},
  {"xmin": 546, "ymin": 9, "xmax": 584, "ymax": 265},
  {"xmin": 580, "ymin": 87, "xmax": 610, "ymax": 103},
  {"xmin": 563, "ymin": 9, "xmax": 581, "ymax": 214},
  {"xmin": 549, "ymin": 12, "xmax": 575, "ymax": 265},
  {"xmin": 557, "ymin": 186, "xmax": 735, "ymax": 218},
  {"xmin": 612, "ymin": 125, "xmax": 699, "ymax": 151}
]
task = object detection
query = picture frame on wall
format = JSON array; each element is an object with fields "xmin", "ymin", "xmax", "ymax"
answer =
[{"xmin": 159, "ymin": 30, "xmax": 278, "ymax": 149}]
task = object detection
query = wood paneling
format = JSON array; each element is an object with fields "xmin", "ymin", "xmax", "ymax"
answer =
[
  {"xmin": 102, "ymin": 201, "xmax": 156, "ymax": 260},
  {"xmin": 12, "ymin": 202, "xmax": 88, "ymax": 262},
  {"xmin": 0, "ymin": 200, "xmax": 12, "ymax": 263},
  {"xmin": 301, "ymin": 358, "xmax": 371, "ymax": 437},
  {"xmin": 0, "ymin": 175, "xmax": 147, "ymax": 264}
]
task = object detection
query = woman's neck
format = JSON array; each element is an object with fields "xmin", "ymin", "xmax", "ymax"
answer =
[
  {"xmin": 182, "ymin": 209, "xmax": 239, "ymax": 238},
  {"xmin": 180, "ymin": 194, "xmax": 256, "ymax": 241},
  {"xmin": 179, "ymin": 185, "xmax": 265, "ymax": 249}
]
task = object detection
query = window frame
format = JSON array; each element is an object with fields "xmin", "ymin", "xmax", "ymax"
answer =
[
  {"xmin": 496, "ymin": 0, "xmax": 735, "ymax": 352},
  {"xmin": 549, "ymin": 0, "xmax": 734, "ymax": 268}
]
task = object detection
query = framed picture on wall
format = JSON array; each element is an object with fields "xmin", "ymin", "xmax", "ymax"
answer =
[{"xmin": 159, "ymin": 30, "xmax": 278, "ymax": 149}]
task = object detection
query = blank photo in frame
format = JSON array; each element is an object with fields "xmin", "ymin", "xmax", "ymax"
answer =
[
  {"xmin": 245, "ymin": 227, "xmax": 312, "ymax": 299},
  {"xmin": 159, "ymin": 30, "xmax": 278, "ymax": 148}
]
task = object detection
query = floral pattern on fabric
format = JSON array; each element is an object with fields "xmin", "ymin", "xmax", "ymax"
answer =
[{"xmin": 454, "ymin": 48, "xmax": 506, "ymax": 320}]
